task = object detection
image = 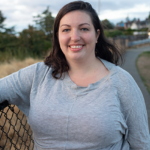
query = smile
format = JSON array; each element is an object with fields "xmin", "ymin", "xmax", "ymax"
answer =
[
  {"xmin": 69, "ymin": 45, "xmax": 84, "ymax": 51},
  {"xmin": 70, "ymin": 45, "xmax": 83, "ymax": 49}
]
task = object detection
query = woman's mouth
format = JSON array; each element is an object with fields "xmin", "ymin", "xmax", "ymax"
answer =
[{"xmin": 69, "ymin": 45, "xmax": 84, "ymax": 51}]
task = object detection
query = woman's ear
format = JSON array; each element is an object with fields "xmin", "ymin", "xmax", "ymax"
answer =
[{"xmin": 97, "ymin": 29, "xmax": 100, "ymax": 40}]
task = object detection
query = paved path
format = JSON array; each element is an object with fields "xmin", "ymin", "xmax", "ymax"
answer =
[{"xmin": 121, "ymin": 45, "xmax": 150, "ymax": 130}]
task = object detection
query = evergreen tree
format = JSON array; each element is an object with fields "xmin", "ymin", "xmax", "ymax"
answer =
[
  {"xmin": 0, "ymin": 10, "xmax": 6, "ymax": 32},
  {"xmin": 101, "ymin": 19, "xmax": 114, "ymax": 29},
  {"xmin": 0, "ymin": 10, "xmax": 15, "ymax": 34},
  {"xmin": 19, "ymin": 25, "xmax": 51, "ymax": 58},
  {"xmin": 33, "ymin": 6, "xmax": 54, "ymax": 41}
]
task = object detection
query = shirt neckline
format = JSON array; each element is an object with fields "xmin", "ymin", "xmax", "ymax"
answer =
[{"xmin": 62, "ymin": 58, "xmax": 116, "ymax": 95}]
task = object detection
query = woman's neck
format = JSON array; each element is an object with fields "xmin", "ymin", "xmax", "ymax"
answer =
[
  {"xmin": 68, "ymin": 57, "xmax": 101, "ymax": 76},
  {"xmin": 66, "ymin": 57, "xmax": 109, "ymax": 87}
]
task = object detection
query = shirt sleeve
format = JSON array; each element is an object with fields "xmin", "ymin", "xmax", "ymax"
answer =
[
  {"xmin": 118, "ymin": 71, "xmax": 150, "ymax": 149},
  {"xmin": 0, "ymin": 63, "xmax": 37, "ymax": 116}
]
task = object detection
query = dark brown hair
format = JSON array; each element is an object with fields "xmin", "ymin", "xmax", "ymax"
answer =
[{"xmin": 44, "ymin": 1, "xmax": 123, "ymax": 79}]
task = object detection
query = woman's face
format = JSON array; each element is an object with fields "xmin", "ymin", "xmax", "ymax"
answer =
[{"xmin": 58, "ymin": 10, "xmax": 100, "ymax": 63}]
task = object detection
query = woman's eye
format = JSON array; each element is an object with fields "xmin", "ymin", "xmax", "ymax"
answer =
[
  {"xmin": 63, "ymin": 29, "xmax": 70, "ymax": 32},
  {"xmin": 81, "ymin": 28, "xmax": 88, "ymax": 31}
]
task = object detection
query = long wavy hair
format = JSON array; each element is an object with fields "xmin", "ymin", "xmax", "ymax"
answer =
[{"xmin": 44, "ymin": 1, "xmax": 123, "ymax": 79}]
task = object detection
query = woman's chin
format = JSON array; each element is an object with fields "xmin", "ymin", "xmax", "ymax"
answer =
[{"xmin": 69, "ymin": 55, "xmax": 84, "ymax": 61}]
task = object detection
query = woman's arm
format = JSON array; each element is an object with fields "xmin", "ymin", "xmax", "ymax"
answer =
[
  {"xmin": 0, "ymin": 63, "xmax": 37, "ymax": 115},
  {"xmin": 118, "ymin": 70, "xmax": 150, "ymax": 149}
]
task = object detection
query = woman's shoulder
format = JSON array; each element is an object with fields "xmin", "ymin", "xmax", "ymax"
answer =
[
  {"xmin": 14, "ymin": 62, "xmax": 53, "ymax": 83},
  {"xmin": 34, "ymin": 61, "xmax": 51, "ymax": 71},
  {"xmin": 111, "ymin": 64, "xmax": 142, "ymax": 98},
  {"xmin": 22, "ymin": 61, "xmax": 52, "ymax": 74},
  {"xmin": 100, "ymin": 58, "xmax": 134, "ymax": 82},
  {"xmin": 114, "ymin": 65, "xmax": 136, "ymax": 84},
  {"xmin": 31, "ymin": 62, "xmax": 53, "ymax": 79},
  {"xmin": 100, "ymin": 58, "xmax": 138, "ymax": 90}
]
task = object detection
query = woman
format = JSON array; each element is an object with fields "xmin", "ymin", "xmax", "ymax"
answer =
[{"xmin": 0, "ymin": 1, "xmax": 150, "ymax": 150}]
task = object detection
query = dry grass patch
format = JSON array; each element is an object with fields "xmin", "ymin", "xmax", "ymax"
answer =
[
  {"xmin": 136, "ymin": 51, "xmax": 150, "ymax": 93},
  {"xmin": 0, "ymin": 57, "xmax": 42, "ymax": 78}
]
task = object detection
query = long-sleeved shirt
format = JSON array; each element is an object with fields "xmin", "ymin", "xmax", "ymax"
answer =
[{"xmin": 0, "ymin": 58, "xmax": 150, "ymax": 150}]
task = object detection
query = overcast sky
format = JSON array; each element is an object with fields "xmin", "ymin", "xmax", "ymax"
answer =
[{"xmin": 1, "ymin": 0, "xmax": 150, "ymax": 32}]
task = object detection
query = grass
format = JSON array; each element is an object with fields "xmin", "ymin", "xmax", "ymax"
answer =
[
  {"xmin": 136, "ymin": 51, "xmax": 150, "ymax": 93},
  {"xmin": 0, "ymin": 57, "xmax": 42, "ymax": 78}
]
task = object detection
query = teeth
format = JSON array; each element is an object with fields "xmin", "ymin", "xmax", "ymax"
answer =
[{"xmin": 70, "ymin": 45, "xmax": 82, "ymax": 49}]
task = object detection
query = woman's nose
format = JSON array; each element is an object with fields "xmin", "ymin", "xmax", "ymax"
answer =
[{"xmin": 71, "ymin": 30, "xmax": 80, "ymax": 41}]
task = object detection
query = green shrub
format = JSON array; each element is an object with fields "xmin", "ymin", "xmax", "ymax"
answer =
[
  {"xmin": 0, "ymin": 26, "xmax": 52, "ymax": 62},
  {"xmin": 104, "ymin": 30, "xmax": 123, "ymax": 37}
]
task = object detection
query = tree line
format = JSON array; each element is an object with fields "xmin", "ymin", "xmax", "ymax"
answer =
[{"xmin": 0, "ymin": 7, "xmax": 54, "ymax": 62}]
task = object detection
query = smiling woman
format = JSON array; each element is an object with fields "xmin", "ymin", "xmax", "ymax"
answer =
[
  {"xmin": 45, "ymin": 1, "xmax": 122, "ymax": 80},
  {"xmin": 58, "ymin": 11, "xmax": 100, "ymax": 63},
  {"xmin": 0, "ymin": 1, "xmax": 150, "ymax": 150}
]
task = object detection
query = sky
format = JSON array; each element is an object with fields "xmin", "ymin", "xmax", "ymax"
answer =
[{"xmin": 0, "ymin": 0, "xmax": 150, "ymax": 32}]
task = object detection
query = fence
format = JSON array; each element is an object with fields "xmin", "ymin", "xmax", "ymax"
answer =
[
  {"xmin": 0, "ymin": 101, "xmax": 34, "ymax": 150},
  {"xmin": 128, "ymin": 38, "xmax": 150, "ymax": 47},
  {"xmin": 109, "ymin": 34, "xmax": 149, "ymax": 52}
]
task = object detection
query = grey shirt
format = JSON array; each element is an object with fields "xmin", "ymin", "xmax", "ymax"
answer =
[{"xmin": 0, "ymin": 59, "xmax": 150, "ymax": 150}]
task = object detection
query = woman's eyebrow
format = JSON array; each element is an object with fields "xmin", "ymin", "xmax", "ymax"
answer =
[
  {"xmin": 79, "ymin": 23, "xmax": 90, "ymax": 26},
  {"xmin": 60, "ymin": 23, "xmax": 90, "ymax": 27},
  {"xmin": 60, "ymin": 24, "xmax": 70, "ymax": 27}
]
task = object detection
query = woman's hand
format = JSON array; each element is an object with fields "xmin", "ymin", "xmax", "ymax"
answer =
[{"xmin": 0, "ymin": 100, "xmax": 9, "ymax": 111}]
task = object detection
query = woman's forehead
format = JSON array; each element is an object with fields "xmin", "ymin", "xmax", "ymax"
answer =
[{"xmin": 59, "ymin": 11, "xmax": 93, "ymax": 26}]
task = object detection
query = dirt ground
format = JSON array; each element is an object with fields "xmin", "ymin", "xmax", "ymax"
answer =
[{"xmin": 136, "ymin": 51, "xmax": 150, "ymax": 93}]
